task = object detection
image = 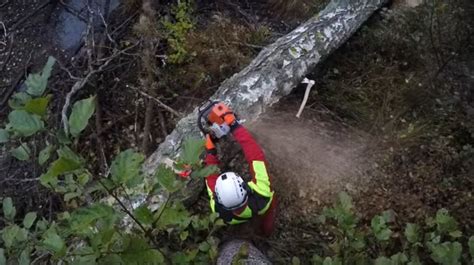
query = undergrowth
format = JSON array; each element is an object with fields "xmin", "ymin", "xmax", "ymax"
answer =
[
  {"xmin": 0, "ymin": 56, "xmax": 222, "ymax": 264},
  {"xmin": 267, "ymin": 0, "xmax": 329, "ymax": 23},
  {"xmin": 162, "ymin": 14, "xmax": 271, "ymax": 96},
  {"xmin": 308, "ymin": 0, "xmax": 474, "ymax": 246},
  {"xmin": 307, "ymin": 192, "xmax": 474, "ymax": 265}
]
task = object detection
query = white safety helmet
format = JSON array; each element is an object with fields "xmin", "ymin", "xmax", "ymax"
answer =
[{"xmin": 215, "ymin": 172, "xmax": 248, "ymax": 210}]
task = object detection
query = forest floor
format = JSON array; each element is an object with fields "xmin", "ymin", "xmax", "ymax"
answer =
[{"xmin": 1, "ymin": 0, "xmax": 473, "ymax": 264}]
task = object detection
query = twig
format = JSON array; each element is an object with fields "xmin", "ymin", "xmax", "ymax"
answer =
[
  {"xmin": 0, "ymin": 0, "xmax": 9, "ymax": 9},
  {"xmin": 296, "ymin": 78, "xmax": 315, "ymax": 118},
  {"xmin": 98, "ymin": 179, "xmax": 148, "ymax": 233},
  {"xmin": 1, "ymin": 59, "xmax": 31, "ymax": 107},
  {"xmin": 61, "ymin": 46, "xmax": 136, "ymax": 134},
  {"xmin": 229, "ymin": 41, "xmax": 264, "ymax": 49},
  {"xmin": 87, "ymin": 113, "xmax": 134, "ymax": 140},
  {"xmin": 127, "ymin": 85, "xmax": 182, "ymax": 117},
  {"xmin": 157, "ymin": 111, "xmax": 168, "ymax": 138},
  {"xmin": 0, "ymin": 21, "xmax": 7, "ymax": 45},
  {"xmin": 8, "ymin": 0, "xmax": 52, "ymax": 33},
  {"xmin": 0, "ymin": 34, "xmax": 13, "ymax": 72},
  {"xmin": 97, "ymin": 178, "xmax": 166, "ymax": 259},
  {"xmin": 57, "ymin": 59, "xmax": 80, "ymax": 80},
  {"xmin": 141, "ymin": 100, "xmax": 154, "ymax": 153},
  {"xmin": 94, "ymin": 96, "xmax": 108, "ymax": 173},
  {"xmin": 151, "ymin": 196, "xmax": 171, "ymax": 228}
]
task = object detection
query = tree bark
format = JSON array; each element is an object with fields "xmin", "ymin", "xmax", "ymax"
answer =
[{"xmin": 123, "ymin": 0, "xmax": 388, "ymax": 218}]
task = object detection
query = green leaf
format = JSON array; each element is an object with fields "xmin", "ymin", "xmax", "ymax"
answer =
[
  {"xmin": 40, "ymin": 156, "xmax": 81, "ymax": 187},
  {"xmin": 16, "ymin": 228, "xmax": 28, "ymax": 242},
  {"xmin": 23, "ymin": 212, "xmax": 37, "ymax": 229},
  {"xmin": 0, "ymin": 129, "xmax": 9, "ymax": 143},
  {"xmin": 390, "ymin": 253, "xmax": 408, "ymax": 264},
  {"xmin": 64, "ymin": 192, "xmax": 81, "ymax": 202},
  {"xmin": 2, "ymin": 225, "xmax": 19, "ymax": 248},
  {"xmin": 10, "ymin": 143, "xmax": 31, "ymax": 161},
  {"xmin": 371, "ymin": 215, "xmax": 392, "ymax": 241},
  {"xmin": 2, "ymin": 197, "xmax": 16, "ymax": 221},
  {"xmin": 191, "ymin": 165, "xmax": 219, "ymax": 178},
  {"xmin": 42, "ymin": 229, "xmax": 66, "ymax": 256},
  {"xmin": 56, "ymin": 129, "xmax": 72, "ymax": 144},
  {"xmin": 76, "ymin": 172, "xmax": 90, "ymax": 186},
  {"xmin": 41, "ymin": 146, "xmax": 83, "ymax": 186},
  {"xmin": 435, "ymin": 209, "xmax": 458, "ymax": 235},
  {"xmin": 24, "ymin": 95, "xmax": 52, "ymax": 117},
  {"xmin": 134, "ymin": 205, "xmax": 153, "ymax": 225},
  {"xmin": 180, "ymin": 138, "xmax": 205, "ymax": 165},
  {"xmin": 19, "ymin": 248, "xmax": 31, "ymax": 265},
  {"xmin": 199, "ymin": 241, "xmax": 210, "ymax": 252},
  {"xmin": 322, "ymin": 257, "xmax": 342, "ymax": 265},
  {"xmin": 469, "ymin": 236, "xmax": 474, "ymax": 261},
  {"xmin": 99, "ymin": 254, "xmax": 123, "ymax": 264},
  {"xmin": 375, "ymin": 256, "xmax": 393, "ymax": 265},
  {"xmin": 156, "ymin": 202, "xmax": 190, "ymax": 229},
  {"xmin": 179, "ymin": 230, "xmax": 189, "ymax": 241},
  {"xmin": 69, "ymin": 203, "xmax": 118, "ymax": 234},
  {"xmin": 338, "ymin": 192, "xmax": 353, "ymax": 211},
  {"xmin": 155, "ymin": 164, "xmax": 181, "ymax": 192},
  {"xmin": 110, "ymin": 149, "xmax": 144, "ymax": 188},
  {"xmin": 68, "ymin": 96, "xmax": 96, "ymax": 137},
  {"xmin": 429, "ymin": 241, "xmax": 462, "ymax": 265},
  {"xmin": 120, "ymin": 236, "xmax": 164, "ymax": 265},
  {"xmin": 0, "ymin": 248, "xmax": 5, "ymax": 265},
  {"xmin": 8, "ymin": 110, "xmax": 44, "ymax": 137},
  {"xmin": 311, "ymin": 255, "xmax": 323, "ymax": 265},
  {"xmin": 449, "ymin": 230, "xmax": 462, "ymax": 238},
  {"xmin": 38, "ymin": 144, "xmax": 53, "ymax": 165},
  {"xmin": 26, "ymin": 56, "xmax": 56, "ymax": 96},
  {"xmin": 382, "ymin": 210, "xmax": 395, "ymax": 223},
  {"xmin": 404, "ymin": 223, "xmax": 420, "ymax": 243},
  {"xmin": 292, "ymin": 257, "xmax": 301, "ymax": 265},
  {"xmin": 57, "ymin": 145, "xmax": 83, "ymax": 164},
  {"xmin": 8, "ymin": 92, "xmax": 32, "ymax": 110}
]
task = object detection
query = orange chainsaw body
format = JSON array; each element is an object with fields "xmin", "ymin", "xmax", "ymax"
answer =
[{"xmin": 207, "ymin": 102, "xmax": 231, "ymax": 125}]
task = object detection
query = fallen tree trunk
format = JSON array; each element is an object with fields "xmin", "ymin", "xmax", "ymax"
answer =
[{"xmin": 126, "ymin": 0, "xmax": 388, "ymax": 212}]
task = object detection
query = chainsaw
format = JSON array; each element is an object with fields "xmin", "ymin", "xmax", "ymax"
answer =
[{"xmin": 197, "ymin": 101, "xmax": 235, "ymax": 139}]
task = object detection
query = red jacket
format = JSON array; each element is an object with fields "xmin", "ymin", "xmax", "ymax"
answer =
[{"xmin": 204, "ymin": 125, "xmax": 274, "ymax": 224}]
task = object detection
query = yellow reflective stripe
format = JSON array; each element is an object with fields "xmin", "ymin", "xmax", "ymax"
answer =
[
  {"xmin": 230, "ymin": 219, "xmax": 247, "ymax": 225},
  {"xmin": 237, "ymin": 205, "xmax": 253, "ymax": 218},
  {"xmin": 206, "ymin": 185, "xmax": 216, "ymax": 213},
  {"xmin": 258, "ymin": 196, "xmax": 273, "ymax": 215},
  {"xmin": 251, "ymin": 161, "xmax": 272, "ymax": 197},
  {"xmin": 230, "ymin": 205, "xmax": 253, "ymax": 224}
]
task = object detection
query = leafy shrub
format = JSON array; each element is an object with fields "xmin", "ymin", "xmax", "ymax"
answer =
[
  {"xmin": 0, "ymin": 56, "xmax": 221, "ymax": 264},
  {"xmin": 162, "ymin": 0, "xmax": 195, "ymax": 64},
  {"xmin": 311, "ymin": 192, "xmax": 474, "ymax": 265}
]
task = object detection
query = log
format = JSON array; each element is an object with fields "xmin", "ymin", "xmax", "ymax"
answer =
[
  {"xmin": 217, "ymin": 240, "xmax": 272, "ymax": 265},
  {"xmin": 124, "ymin": 0, "xmax": 388, "ymax": 215}
]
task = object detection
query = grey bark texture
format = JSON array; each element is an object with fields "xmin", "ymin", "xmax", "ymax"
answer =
[
  {"xmin": 119, "ymin": 0, "xmax": 387, "ymax": 222},
  {"xmin": 217, "ymin": 240, "xmax": 272, "ymax": 265}
]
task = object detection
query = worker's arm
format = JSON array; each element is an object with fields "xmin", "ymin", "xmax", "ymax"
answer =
[
  {"xmin": 203, "ymin": 135, "xmax": 219, "ymax": 212},
  {"xmin": 231, "ymin": 125, "xmax": 273, "ymax": 197},
  {"xmin": 204, "ymin": 152, "xmax": 219, "ymax": 193}
]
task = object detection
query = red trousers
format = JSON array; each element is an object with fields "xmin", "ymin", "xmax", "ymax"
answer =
[{"xmin": 260, "ymin": 196, "xmax": 277, "ymax": 237}]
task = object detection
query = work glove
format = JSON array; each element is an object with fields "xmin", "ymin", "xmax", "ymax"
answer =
[
  {"xmin": 222, "ymin": 111, "xmax": 239, "ymax": 132},
  {"xmin": 205, "ymin": 134, "xmax": 217, "ymax": 155}
]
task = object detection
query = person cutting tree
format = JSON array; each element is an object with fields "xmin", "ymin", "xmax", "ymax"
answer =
[{"xmin": 198, "ymin": 102, "xmax": 277, "ymax": 236}]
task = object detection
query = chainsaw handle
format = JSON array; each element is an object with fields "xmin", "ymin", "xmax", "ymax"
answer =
[{"xmin": 197, "ymin": 100, "xmax": 218, "ymax": 135}]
